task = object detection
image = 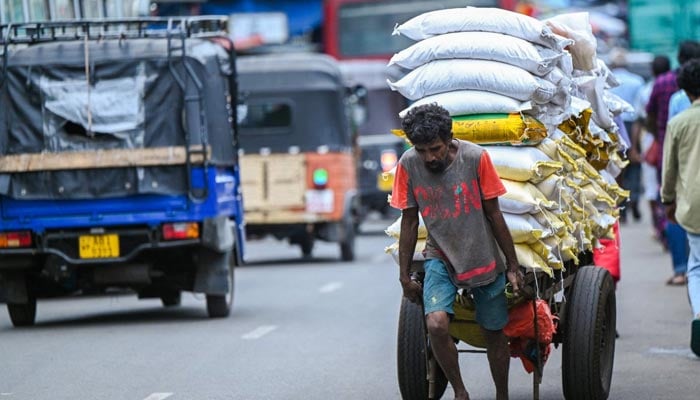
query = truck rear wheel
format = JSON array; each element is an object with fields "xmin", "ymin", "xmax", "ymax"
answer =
[
  {"xmin": 206, "ymin": 253, "xmax": 235, "ymax": 318},
  {"xmin": 8, "ymin": 298, "xmax": 36, "ymax": 327}
]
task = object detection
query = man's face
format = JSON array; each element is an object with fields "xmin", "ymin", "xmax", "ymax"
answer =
[{"xmin": 414, "ymin": 138, "xmax": 451, "ymax": 173}]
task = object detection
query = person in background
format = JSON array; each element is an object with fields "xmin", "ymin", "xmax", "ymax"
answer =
[
  {"xmin": 646, "ymin": 41, "xmax": 700, "ymax": 286},
  {"xmin": 392, "ymin": 104, "xmax": 524, "ymax": 400},
  {"xmin": 609, "ymin": 48, "xmax": 645, "ymax": 223},
  {"xmin": 659, "ymin": 59, "xmax": 700, "ymax": 357},
  {"xmin": 633, "ymin": 55, "xmax": 671, "ymax": 245}
]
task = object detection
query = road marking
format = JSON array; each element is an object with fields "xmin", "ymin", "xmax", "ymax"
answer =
[
  {"xmin": 0, "ymin": 393, "xmax": 13, "ymax": 396},
  {"xmin": 319, "ymin": 281, "xmax": 343, "ymax": 293},
  {"xmin": 143, "ymin": 394, "xmax": 173, "ymax": 400},
  {"xmin": 242, "ymin": 325, "xmax": 277, "ymax": 340},
  {"xmin": 648, "ymin": 347, "xmax": 697, "ymax": 358}
]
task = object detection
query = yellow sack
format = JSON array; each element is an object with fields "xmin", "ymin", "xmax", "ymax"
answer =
[
  {"xmin": 485, "ymin": 146, "xmax": 562, "ymax": 183},
  {"xmin": 503, "ymin": 213, "xmax": 546, "ymax": 244},
  {"xmin": 515, "ymin": 244, "xmax": 553, "ymax": 276},
  {"xmin": 392, "ymin": 113, "xmax": 548, "ymax": 146}
]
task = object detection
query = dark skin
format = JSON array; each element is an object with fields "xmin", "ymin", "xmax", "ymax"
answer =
[{"xmin": 398, "ymin": 137, "xmax": 524, "ymax": 400}]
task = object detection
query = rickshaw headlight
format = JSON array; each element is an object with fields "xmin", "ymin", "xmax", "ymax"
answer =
[
  {"xmin": 380, "ymin": 150, "xmax": 398, "ymax": 172},
  {"xmin": 312, "ymin": 168, "xmax": 329, "ymax": 189}
]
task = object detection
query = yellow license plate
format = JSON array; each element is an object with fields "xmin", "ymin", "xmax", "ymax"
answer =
[
  {"xmin": 377, "ymin": 172, "xmax": 394, "ymax": 192},
  {"xmin": 78, "ymin": 234, "xmax": 120, "ymax": 259}
]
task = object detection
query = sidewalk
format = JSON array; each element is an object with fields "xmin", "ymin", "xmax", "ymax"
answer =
[{"xmin": 612, "ymin": 211, "xmax": 700, "ymax": 398}]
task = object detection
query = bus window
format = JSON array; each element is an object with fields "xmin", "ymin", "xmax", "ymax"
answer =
[
  {"xmin": 29, "ymin": 0, "xmax": 49, "ymax": 20},
  {"xmin": 82, "ymin": 0, "xmax": 103, "ymax": 18},
  {"xmin": 2, "ymin": 0, "xmax": 26, "ymax": 22},
  {"xmin": 324, "ymin": 0, "xmax": 513, "ymax": 60},
  {"xmin": 54, "ymin": 0, "xmax": 75, "ymax": 19}
]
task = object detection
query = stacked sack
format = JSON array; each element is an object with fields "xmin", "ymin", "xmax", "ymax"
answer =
[{"xmin": 384, "ymin": 7, "xmax": 630, "ymax": 278}]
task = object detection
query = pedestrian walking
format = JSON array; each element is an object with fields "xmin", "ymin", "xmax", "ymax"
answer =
[
  {"xmin": 646, "ymin": 41, "xmax": 700, "ymax": 286},
  {"xmin": 391, "ymin": 104, "xmax": 524, "ymax": 400},
  {"xmin": 659, "ymin": 58, "xmax": 700, "ymax": 357}
]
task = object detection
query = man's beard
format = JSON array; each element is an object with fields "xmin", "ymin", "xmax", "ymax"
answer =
[{"xmin": 426, "ymin": 158, "xmax": 448, "ymax": 173}]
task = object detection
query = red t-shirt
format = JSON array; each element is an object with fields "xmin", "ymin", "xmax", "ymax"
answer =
[{"xmin": 390, "ymin": 140, "xmax": 506, "ymax": 289}]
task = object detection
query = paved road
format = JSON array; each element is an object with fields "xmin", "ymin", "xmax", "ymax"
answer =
[{"xmin": 0, "ymin": 214, "xmax": 698, "ymax": 399}]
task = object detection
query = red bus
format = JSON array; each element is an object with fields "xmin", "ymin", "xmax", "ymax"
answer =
[{"xmin": 323, "ymin": 0, "xmax": 518, "ymax": 61}]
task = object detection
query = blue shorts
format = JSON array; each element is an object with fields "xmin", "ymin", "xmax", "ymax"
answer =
[{"xmin": 423, "ymin": 258, "xmax": 508, "ymax": 331}]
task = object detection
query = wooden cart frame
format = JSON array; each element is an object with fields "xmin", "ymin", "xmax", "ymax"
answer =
[{"xmin": 397, "ymin": 252, "xmax": 616, "ymax": 400}]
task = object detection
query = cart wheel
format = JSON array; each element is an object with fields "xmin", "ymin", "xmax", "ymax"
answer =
[
  {"xmin": 562, "ymin": 266, "xmax": 616, "ymax": 400},
  {"xmin": 397, "ymin": 297, "xmax": 447, "ymax": 400}
]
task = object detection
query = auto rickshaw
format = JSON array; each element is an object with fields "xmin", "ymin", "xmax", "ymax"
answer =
[
  {"xmin": 237, "ymin": 52, "xmax": 364, "ymax": 261},
  {"xmin": 339, "ymin": 60, "xmax": 409, "ymax": 220}
]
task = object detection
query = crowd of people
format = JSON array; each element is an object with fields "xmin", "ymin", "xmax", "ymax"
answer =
[{"xmin": 613, "ymin": 41, "xmax": 700, "ymax": 357}]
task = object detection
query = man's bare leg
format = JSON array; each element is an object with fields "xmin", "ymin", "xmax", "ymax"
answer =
[
  {"xmin": 426, "ymin": 311, "xmax": 469, "ymax": 400},
  {"xmin": 482, "ymin": 328, "xmax": 510, "ymax": 400}
]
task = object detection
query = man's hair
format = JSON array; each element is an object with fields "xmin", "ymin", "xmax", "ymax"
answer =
[
  {"xmin": 677, "ymin": 59, "xmax": 700, "ymax": 98},
  {"xmin": 401, "ymin": 103, "xmax": 452, "ymax": 145},
  {"xmin": 652, "ymin": 55, "xmax": 671, "ymax": 77},
  {"xmin": 677, "ymin": 40, "xmax": 700, "ymax": 65}
]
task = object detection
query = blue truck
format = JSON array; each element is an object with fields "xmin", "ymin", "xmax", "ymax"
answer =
[{"xmin": 0, "ymin": 17, "xmax": 245, "ymax": 326}]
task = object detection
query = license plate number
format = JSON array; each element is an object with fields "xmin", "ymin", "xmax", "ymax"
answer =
[
  {"xmin": 305, "ymin": 189, "xmax": 334, "ymax": 213},
  {"xmin": 79, "ymin": 234, "xmax": 120, "ymax": 259}
]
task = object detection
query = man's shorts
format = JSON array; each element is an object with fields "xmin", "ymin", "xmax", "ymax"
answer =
[{"xmin": 423, "ymin": 258, "xmax": 508, "ymax": 331}]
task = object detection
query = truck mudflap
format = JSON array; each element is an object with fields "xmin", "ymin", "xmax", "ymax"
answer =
[{"xmin": 194, "ymin": 216, "xmax": 237, "ymax": 295}]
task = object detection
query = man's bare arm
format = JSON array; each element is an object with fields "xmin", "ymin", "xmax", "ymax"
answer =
[{"xmin": 398, "ymin": 207, "xmax": 422, "ymax": 303}]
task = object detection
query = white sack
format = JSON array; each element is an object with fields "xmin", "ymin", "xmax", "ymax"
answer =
[
  {"xmin": 393, "ymin": 7, "xmax": 572, "ymax": 50},
  {"xmin": 544, "ymin": 12, "xmax": 597, "ymax": 71},
  {"xmin": 388, "ymin": 31, "xmax": 563, "ymax": 76},
  {"xmin": 399, "ymin": 90, "xmax": 531, "ymax": 118},
  {"xmin": 485, "ymin": 146, "xmax": 563, "ymax": 183},
  {"xmin": 387, "ymin": 59, "xmax": 557, "ymax": 102}
]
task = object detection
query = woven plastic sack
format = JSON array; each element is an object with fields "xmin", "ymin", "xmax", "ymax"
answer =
[
  {"xmin": 398, "ymin": 90, "xmax": 531, "ymax": 118},
  {"xmin": 503, "ymin": 212, "xmax": 545, "ymax": 244},
  {"xmin": 500, "ymin": 180, "xmax": 558, "ymax": 215},
  {"xmin": 388, "ymin": 31, "xmax": 564, "ymax": 76},
  {"xmin": 385, "ymin": 239, "xmax": 426, "ymax": 265},
  {"xmin": 385, "ymin": 215, "xmax": 428, "ymax": 239},
  {"xmin": 387, "ymin": 59, "xmax": 557, "ymax": 102},
  {"xmin": 485, "ymin": 146, "xmax": 562, "ymax": 183},
  {"xmin": 515, "ymin": 244, "xmax": 552, "ymax": 276},
  {"xmin": 393, "ymin": 7, "xmax": 572, "ymax": 50},
  {"xmin": 392, "ymin": 113, "xmax": 548, "ymax": 146},
  {"xmin": 504, "ymin": 299, "xmax": 557, "ymax": 343},
  {"xmin": 544, "ymin": 12, "xmax": 597, "ymax": 71}
]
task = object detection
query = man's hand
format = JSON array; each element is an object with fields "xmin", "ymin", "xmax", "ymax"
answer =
[
  {"xmin": 400, "ymin": 277, "xmax": 423, "ymax": 304},
  {"xmin": 665, "ymin": 201, "xmax": 678, "ymax": 224},
  {"xmin": 506, "ymin": 267, "xmax": 525, "ymax": 295}
]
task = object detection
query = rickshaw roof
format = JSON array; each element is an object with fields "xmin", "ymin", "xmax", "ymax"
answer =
[{"xmin": 237, "ymin": 52, "xmax": 344, "ymax": 92}]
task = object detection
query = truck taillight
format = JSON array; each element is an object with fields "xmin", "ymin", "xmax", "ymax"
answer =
[
  {"xmin": 0, "ymin": 231, "xmax": 32, "ymax": 248},
  {"xmin": 162, "ymin": 223, "xmax": 199, "ymax": 240}
]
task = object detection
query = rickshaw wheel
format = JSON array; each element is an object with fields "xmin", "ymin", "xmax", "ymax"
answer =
[
  {"xmin": 561, "ymin": 266, "xmax": 616, "ymax": 400},
  {"xmin": 397, "ymin": 297, "xmax": 448, "ymax": 400},
  {"xmin": 339, "ymin": 212, "xmax": 356, "ymax": 262}
]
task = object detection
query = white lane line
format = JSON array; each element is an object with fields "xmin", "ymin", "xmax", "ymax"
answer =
[
  {"xmin": 242, "ymin": 325, "xmax": 278, "ymax": 340},
  {"xmin": 319, "ymin": 281, "xmax": 344, "ymax": 293},
  {"xmin": 143, "ymin": 394, "xmax": 173, "ymax": 400},
  {"xmin": 0, "ymin": 393, "xmax": 13, "ymax": 396}
]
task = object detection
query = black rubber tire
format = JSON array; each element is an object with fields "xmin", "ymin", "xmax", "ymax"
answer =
[
  {"xmin": 8, "ymin": 298, "xmax": 37, "ymax": 327},
  {"xmin": 562, "ymin": 265, "xmax": 616, "ymax": 400},
  {"xmin": 206, "ymin": 251, "xmax": 235, "ymax": 318},
  {"xmin": 397, "ymin": 297, "xmax": 448, "ymax": 400},
  {"xmin": 160, "ymin": 291, "xmax": 182, "ymax": 307},
  {"xmin": 300, "ymin": 234, "xmax": 314, "ymax": 258},
  {"xmin": 339, "ymin": 213, "xmax": 356, "ymax": 262}
]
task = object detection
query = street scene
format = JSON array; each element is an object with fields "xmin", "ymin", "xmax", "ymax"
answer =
[
  {"xmin": 0, "ymin": 216, "xmax": 698, "ymax": 399},
  {"xmin": 1, "ymin": 0, "xmax": 700, "ymax": 399}
]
